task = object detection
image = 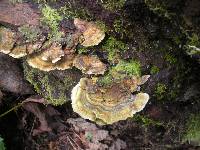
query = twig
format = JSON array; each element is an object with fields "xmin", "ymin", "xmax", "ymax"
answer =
[
  {"xmin": 67, "ymin": 136, "xmax": 77, "ymax": 150},
  {"xmin": 68, "ymin": 135, "xmax": 82, "ymax": 150},
  {"xmin": 0, "ymin": 102, "xmax": 24, "ymax": 118}
]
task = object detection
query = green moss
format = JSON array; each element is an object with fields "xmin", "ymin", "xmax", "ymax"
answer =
[
  {"xmin": 59, "ymin": 6, "xmax": 91, "ymax": 21},
  {"xmin": 132, "ymin": 114, "xmax": 163, "ymax": 127},
  {"xmin": 95, "ymin": 20, "xmax": 108, "ymax": 32},
  {"xmin": 102, "ymin": 36, "xmax": 128, "ymax": 62},
  {"xmin": 165, "ymin": 53, "xmax": 177, "ymax": 64},
  {"xmin": 112, "ymin": 18, "xmax": 131, "ymax": 39},
  {"xmin": 102, "ymin": 0, "xmax": 126, "ymax": 11},
  {"xmin": 98, "ymin": 60, "xmax": 141, "ymax": 86},
  {"xmin": 173, "ymin": 36, "xmax": 182, "ymax": 45},
  {"xmin": 113, "ymin": 19, "xmax": 123, "ymax": 33},
  {"xmin": 113, "ymin": 60, "xmax": 141, "ymax": 76},
  {"xmin": 150, "ymin": 65, "xmax": 160, "ymax": 74},
  {"xmin": 144, "ymin": 0, "xmax": 174, "ymax": 19},
  {"xmin": 23, "ymin": 63, "xmax": 78, "ymax": 106},
  {"xmin": 0, "ymin": 136, "xmax": 6, "ymax": 150},
  {"xmin": 41, "ymin": 5, "xmax": 63, "ymax": 41},
  {"xmin": 97, "ymin": 74, "xmax": 113, "ymax": 87},
  {"xmin": 155, "ymin": 83, "xmax": 167, "ymax": 100},
  {"xmin": 183, "ymin": 114, "xmax": 200, "ymax": 146},
  {"xmin": 18, "ymin": 25, "xmax": 40, "ymax": 42},
  {"xmin": 40, "ymin": 75, "xmax": 67, "ymax": 106},
  {"xmin": 77, "ymin": 46, "xmax": 89, "ymax": 54},
  {"xmin": 60, "ymin": 6, "xmax": 106, "ymax": 28}
]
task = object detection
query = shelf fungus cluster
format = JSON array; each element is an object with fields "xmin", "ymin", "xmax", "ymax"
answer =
[
  {"xmin": 1, "ymin": 17, "xmax": 150, "ymax": 124},
  {"xmin": 71, "ymin": 75, "xmax": 150, "ymax": 125},
  {"xmin": 26, "ymin": 18, "xmax": 106, "ymax": 73},
  {"xmin": 0, "ymin": 19, "xmax": 106, "ymax": 74}
]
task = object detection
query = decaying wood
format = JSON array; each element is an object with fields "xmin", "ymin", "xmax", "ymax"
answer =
[
  {"xmin": 0, "ymin": 0, "xmax": 40, "ymax": 27},
  {"xmin": 0, "ymin": 53, "xmax": 34, "ymax": 94}
]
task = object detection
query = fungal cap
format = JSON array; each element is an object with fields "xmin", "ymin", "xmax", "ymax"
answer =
[
  {"xmin": 27, "ymin": 53, "xmax": 56, "ymax": 71},
  {"xmin": 27, "ymin": 51, "xmax": 74, "ymax": 71},
  {"xmin": 0, "ymin": 27, "xmax": 15, "ymax": 54},
  {"xmin": 73, "ymin": 55, "xmax": 107, "ymax": 74},
  {"xmin": 56, "ymin": 54, "xmax": 74, "ymax": 70},
  {"xmin": 41, "ymin": 43, "xmax": 64, "ymax": 63},
  {"xmin": 132, "ymin": 93, "xmax": 149, "ymax": 113},
  {"xmin": 74, "ymin": 18, "xmax": 105, "ymax": 47},
  {"xmin": 138, "ymin": 75, "xmax": 150, "ymax": 85},
  {"xmin": 8, "ymin": 45, "xmax": 27, "ymax": 58},
  {"xmin": 0, "ymin": 27, "xmax": 28, "ymax": 58},
  {"xmin": 71, "ymin": 78, "xmax": 150, "ymax": 125}
]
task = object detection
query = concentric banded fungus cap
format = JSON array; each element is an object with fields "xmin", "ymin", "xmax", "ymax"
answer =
[
  {"xmin": 73, "ymin": 55, "xmax": 107, "ymax": 75},
  {"xmin": 27, "ymin": 50, "xmax": 74, "ymax": 71},
  {"xmin": 41, "ymin": 43, "xmax": 64, "ymax": 63},
  {"xmin": 8, "ymin": 45, "xmax": 27, "ymax": 58},
  {"xmin": 71, "ymin": 77, "xmax": 150, "ymax": 125},
  {"xmin": 74, "ymin": 18, "xmax": 105, "ymax": 47},
  {"xmin": 0, "ymin": 27, "xmax": 27, "ymax": 58}
]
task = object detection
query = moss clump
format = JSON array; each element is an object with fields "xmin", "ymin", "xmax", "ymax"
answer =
[
  {"xmin": 97, "ymin": 60, "xmax": 141, "ymax": 86},
  {"xmin": 132, "ymin": 114, "xmax": 163, "ymax": 127},
  {"xmin": 97, "ymin": 74, "xmax": 113, "ymax": 87},
  {"xmin": 113, "ymin": 60, "xmax": 141, "ymax": 76},
  {"xmin": 113, "ymin": 19, "xmax": 123, "ymax": 33},
  {"xmin": 102, "ymin": 36, "xmax": 128, "ymax": 62},
  {"xmin": 77, "ymin": 46, "xmax": 89, "ymax": 54},
  {"xmin": 23, "ymin": 63, "xmax": 80, "ymax": 106},
  {"xmin": 112, "ymin": 18, "xmax": 133, "ymax": 40},
  {"xmin": 165, "ymin": 53, "xmax": 177, "ymax": 64},
  {"xmin": 144, "ymin": 0, "xmax": 174, "ymax": 19},
  {"xmin": 155, "ymin": 83, "xmax": 167, "ymax": 100},
  {"xmin": 102, "ymin": 0, "xmax": 126, "ymax": 11},
  {"xmin": 183, "ymin": 114, "xmax": 200, "ymax": 146},
  {"xmin": 18, "ymin": 25, "xmax": 41, "ymax": 42},
  {"xmin": 173, "ymin": 36, "xmax": 182, "ymax": 45},
  {"xmin": 112, "ymin": 18, "xmax": 129, "ymax": 39},
  {"xmin": 41, "ymin": 5, "xmax": 63, "ymax": 41},
  {"xmin": 59, "ymin": 6, "xmax": 91, "ymax": 21},
  {"xmin": 95, "ymin": 20, "xmax": 108, "ymax": 32},
  {"xmin": 150, "ymin": 65, "xmax": 160, "ymax": 74}
]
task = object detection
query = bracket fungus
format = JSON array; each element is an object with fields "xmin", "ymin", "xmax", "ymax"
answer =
[
  {"xmin": 0, "ymin": 27, "xmax": 27, "ymax": 58},
  {"xmin": 73, "ymin": 55, "xmax": 107, "ymax": 75},
  {"xmin": 0, "ymin": 27, "xmax": 15, "ymax": 54},
  {"xmin": 71, "ymin": 76, "xmax": 150, "ymax": 125},
  {"xmin": 74, "ymin": 18, "xmax": 105, "ymax": 47},
  {"xmin": 0, "ymin": 17, "xmax": 106, "ymax": 72},
  {"xmin": 27, "ymin": 50, "xmax": 74, "ymax": 72},
  {"xmin": 40, "ymin": 43, "xmax": 64, "ymax": 63}
]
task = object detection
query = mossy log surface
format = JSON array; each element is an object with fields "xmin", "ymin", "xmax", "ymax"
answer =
[{"xmin": 0, "ymin": 0, "xmax": 200, "ymax": 149}]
